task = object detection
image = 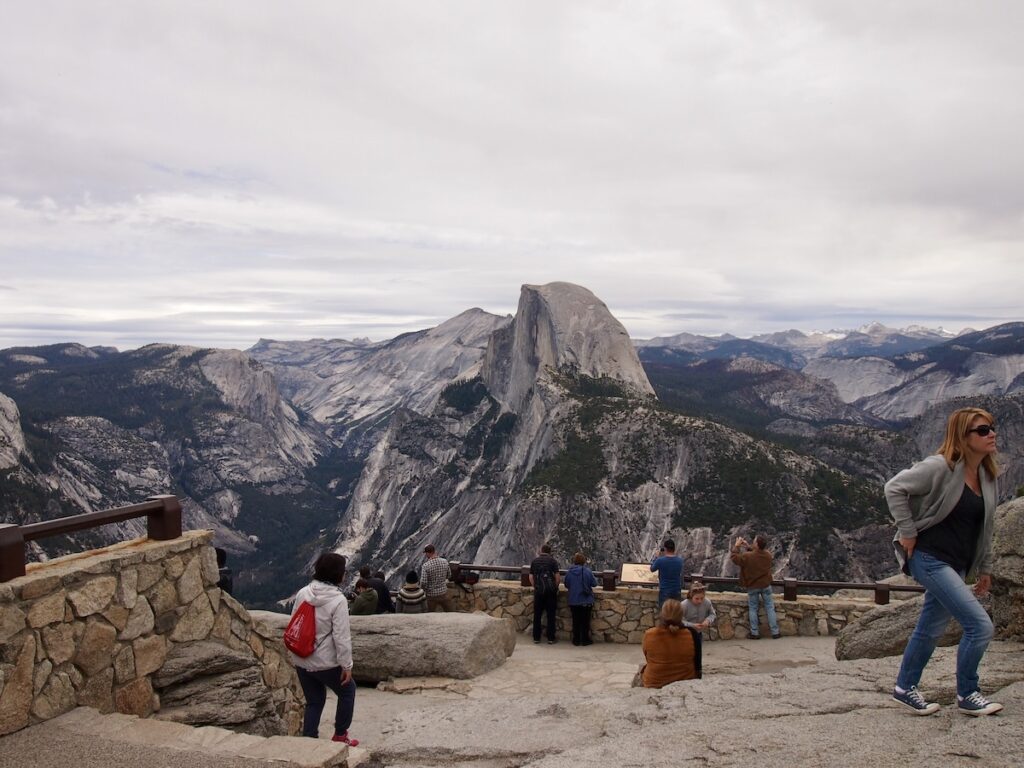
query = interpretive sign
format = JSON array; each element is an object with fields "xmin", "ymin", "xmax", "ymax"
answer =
[{"xmin": 619, "ymin": 563, "xmax": 659, "ymax": 585}]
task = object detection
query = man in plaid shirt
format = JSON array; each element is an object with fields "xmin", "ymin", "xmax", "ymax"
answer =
[{"xmin": 419, "ymin": 544, "xmax": 453, "ymax": 612}]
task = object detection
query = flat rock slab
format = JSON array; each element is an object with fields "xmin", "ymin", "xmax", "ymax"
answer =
[
  {"xmin": 250, "ymin": 610, "xmax": 517, "ymax": 684},
  {"xmin": 4, "ymin": 707, "xmax": 348, "ymax": 768},
  {"xmin": 364, "ymin": 641, "xmax": 1024, "ymax": 768},
  {"xmin": 350, "ymin": 613, "xmax": 516, "ymax": 683}
]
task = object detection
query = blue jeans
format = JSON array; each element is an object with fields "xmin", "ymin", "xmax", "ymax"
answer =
[
  {"xmin": 296, "ymin": 666, "xmax": 356, "ymax": 738},
  {"xmin": 896, "ymin": 550, "xmax": 994, "ymax": 698},
  {"xmin": 747, "ymin": 587, "xmax": 779, "ymax": 637}
]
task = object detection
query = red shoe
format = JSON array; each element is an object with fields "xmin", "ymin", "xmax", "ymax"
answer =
[{"xmin": 332, "ymin": 732, "xmax": 360, "ymax": 747}]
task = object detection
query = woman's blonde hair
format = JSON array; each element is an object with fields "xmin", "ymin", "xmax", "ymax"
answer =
[
  {"xmin": 936, "ymin": 407, "xmax": 999, "ymax": 478},
  {"xmin": 686, "ymin": 582, "xmax": 706, "ymax": 600},
  {"xmin": 658, "ymin": 599, "xmax": 684, "ymax": 633}
]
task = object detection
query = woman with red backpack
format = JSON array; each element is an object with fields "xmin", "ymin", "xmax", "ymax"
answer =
[{"xmin": 286, "ymin": 552, "xmax": 360, "ymax": 746}]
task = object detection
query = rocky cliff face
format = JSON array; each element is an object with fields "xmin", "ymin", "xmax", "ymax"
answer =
[
  {"xmin": 0, "ymin": 391, "xmax": 27, "ymax": 469},
  {"xmin": 250, "ymin": 308, "xmax": 510, "ymax": 455},
  {"xmin": 0, "ymin": 344, "xmax": 340, "ymax": 603},
  {"xmin": 333, "ymin": 284, "xmax": 892, "ymax": 583}
]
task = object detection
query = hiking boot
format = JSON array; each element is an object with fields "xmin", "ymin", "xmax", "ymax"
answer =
[
  {"xmin": 332, "ymin": 731, "xmax": 360, "ymax": 746},
  {"xmin": 957, "ymin": 691, "xmax": 1003, "ymax": 716},
  {"xmin": 771, "ymin": 633, "xmax": 781, "ymax": 639},
  {"xmin": 748, "ymin": 634, "xmax": 760, "ymax": 640},
  {"xmin": 891, "ymin": 686, "xmax": 940, "ymax": 715}
]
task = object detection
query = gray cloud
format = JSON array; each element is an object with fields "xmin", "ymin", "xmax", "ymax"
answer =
[{"xmin": 1, "ymin": 1, "xmax": 1022, "ymax": 350}]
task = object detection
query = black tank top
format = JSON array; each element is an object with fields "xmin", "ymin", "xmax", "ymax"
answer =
[{"xmin": 915, "ymin": 484, "xmax": 985, "ymax": 572}]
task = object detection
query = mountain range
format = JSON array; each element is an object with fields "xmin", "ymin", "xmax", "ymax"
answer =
[{"xmin": 2, "ymin": 285, "xmax": 1022, "ymax": 605}]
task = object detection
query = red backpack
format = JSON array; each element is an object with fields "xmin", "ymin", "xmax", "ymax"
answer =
[{"xmin": 283, "ymin": 600, "xmax": 317, "ymax": 657}]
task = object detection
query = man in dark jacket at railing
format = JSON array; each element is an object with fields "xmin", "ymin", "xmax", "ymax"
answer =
[{"xmin": 731, "ymin": 535, "xmax": 780, "ymax": 639}]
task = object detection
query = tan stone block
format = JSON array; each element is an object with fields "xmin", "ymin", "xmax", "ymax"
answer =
[
  {"xmin": 67, "ymin": 577, "xmax": 117, "ymax": 618},
  {"xmin": 134, "ymin": 563, "xmax": 163, "ymax": 592},
  {"xmin": 33, "ymin": 659, "xmax": 52, "ymax": 696},
  {"xmin": 248, "ymin": 633, "xmax": 264, "ymax": 658},
  {"xmin": 221, "ymin": 592, "xmax": 251, "ymax": 624},
  {"xmin": 132, "ymin": 634, "xmax": 167, "ymax": 678},
  {"xmin": 31, "ymin": 671, "xmax": 76, "ymax": 721},
  {"xmin": 119, "ymin": 597, "xmax": 155, "ymax": 641},
  {"xmin": 20, "ymin": 575, "xmax": 62, "ymax": 601},
  {"xmin": 116, "ymin": 569, "xmax": 139, "ymax": 610},
  {"xmin": 207, "ymin": 587, "xmax": 221, "ymax": 614},
  {"xmin": 77, "ymin": 668, "xmax": 114, "ymax": 714},
  {"xmin": 627, "ymin": 630, "xmax": 645, "ymax": 644},
  {"xmin": 0, "ymin": 605, "xmax": 26, "ymax": 644},
  {"xmin": 817, "ymin": 619, "xmax": 829, "ymax": 635},
  {"xmin": 163, "ymin": 555, "xmax": 185, "ymax": 579},
  {"xmin": 65, "ymin": 663, "xmax": 84, "ymax": 690},
  {"xmin": 169, "ymin": 593, "xmax": 215, "ymax": 642},
  {"xmin": 114, "ymin": 676, "xmax": 153, "ymax": 717},
  {"xmin": 103, "ymin": 604, "xmax": 130, "ymax": 632},
  {"xmin": 28, "ymin": 592, "xmax": 67, "ymax": 628},
  {"xmin": 176, "ymin": 556, "xmax": 204, "ymax": 605},
  {"xmin": 114, "ymin": 645, "xmax": 136, "ymax": 684},
  {"xmin": 147, "ymin": 579, "xmax": 178, "ymax": 617},
  {"xmin": 0, "ymin": 634, "xmax": 36, "ymax": 736},
  {"xmin": 199, "ymin": 546, "xmax": 220, "ymax": 587},
  {"xmin": 210, "ymin": 605, "xmax": 232, "ymax": 641},
  {"xmin": 74, "ymin": 620, "xmax": 117, "ymax": 676}
]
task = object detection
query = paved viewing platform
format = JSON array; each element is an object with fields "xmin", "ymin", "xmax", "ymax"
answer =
[{"xmin": 3, "ymin": 630, "xmax": 1023, "ymax": 767}]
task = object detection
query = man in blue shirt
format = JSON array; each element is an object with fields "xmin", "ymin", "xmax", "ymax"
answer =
[{"xmin": 650, "ymin": 539, "xmax": 684, "ymax": 607}]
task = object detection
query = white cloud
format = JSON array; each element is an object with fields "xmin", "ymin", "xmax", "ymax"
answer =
[{"xmin": 0, "ymin": 1, "xmax": 1022, "ymax": 350}]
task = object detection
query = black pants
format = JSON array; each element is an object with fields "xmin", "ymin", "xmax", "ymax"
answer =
[
  {"xmin": 295, "ymin": 666, "xmax": 356, "ymax": 738},
  {"xmin": 533, "ymin": 591, "xmax": 558, "ymax": 641},
  {"xmin": 570, "ymin": 604, "xmax": 592, "ymax": 645}
]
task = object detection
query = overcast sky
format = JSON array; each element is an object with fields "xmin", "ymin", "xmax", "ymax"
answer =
[{"xmin": 1, "ymin": 2, "xmax": 1022, "ymax": 350}]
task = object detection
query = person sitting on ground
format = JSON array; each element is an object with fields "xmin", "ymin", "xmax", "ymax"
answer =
[
  {"xmin": 356, "ymin": 565, "xmax": 391, "ymax": 614},
  {"xmin": 640, "ymin": 598, "xmax": 702, "ymax": 689},
  {"xmin": 681, "ymin": 582, "xmax": 716, "ymax": 633},
  {"xmin": 349, "ymin": 578, "xmax": 377, "ymax": 616},
  {"xmin": 396, "ymin": 570, "xmax": 428, "ymax": 613}
]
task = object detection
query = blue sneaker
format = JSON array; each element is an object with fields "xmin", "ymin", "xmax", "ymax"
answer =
[
  {"xmin": 892, "ymin": 686, "xmax": 940, "ymax": 715},
  {"xmin": 957, "ymin": 691, "xmax": 1003, "ymax": 716}
]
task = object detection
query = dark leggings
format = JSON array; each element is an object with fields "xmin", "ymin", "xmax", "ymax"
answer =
[
  {"xmin": 570, "ymin": 604, "xmax": 592, "ymax": 644},
  {"xmin": 295, "ymin": 666, "xmax": 356, "ymax": 738}
]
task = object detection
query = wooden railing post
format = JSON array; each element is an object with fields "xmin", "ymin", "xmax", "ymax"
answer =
[
  {"xmin": 0, "ymin": 523, "xmax": 27, "ymax": 582},
  {"xmin": 783, "ymin": 577, "xmax": 798, "ymax": 602},
  {"xmin": 601, "ymin": 569, "xmax": 617, "ymax": 591},
  {"xmin": 873, "ymin": 581, "xmax": 891, "ymax": 605},
  {"xmin": 146, "ymin": 495, "xmax": 182, "ymax": 541},
  {"xmin": 520, "ymin": 565, "xmax": 531, "ymax": 587}
]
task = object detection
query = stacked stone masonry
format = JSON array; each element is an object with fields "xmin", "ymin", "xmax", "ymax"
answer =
[
  {"xmin": 450, "ymin": 580, "xmax": 877, "ymax": 643},
  {"xmin": 0, "ymin": 532, "xmax": 303, "ymax": 737}
]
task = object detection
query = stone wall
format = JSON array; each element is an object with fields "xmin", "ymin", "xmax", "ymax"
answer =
[
  {"xmin": 450, "ymin": 580, "xmax": 877, "ymax": 642},
  {"xmin": 0, "ymin": 531, "xmax": 302, "ymax": 737}
]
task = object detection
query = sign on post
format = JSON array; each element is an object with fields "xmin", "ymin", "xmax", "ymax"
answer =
[{"xmin": 619, "ymin": 563, "xmax": 659, "ymax": 585}]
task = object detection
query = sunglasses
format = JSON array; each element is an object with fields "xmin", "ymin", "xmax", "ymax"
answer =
[{"xmin": 967, "ymin": 424, "xmax": 997, "ymax": 437}]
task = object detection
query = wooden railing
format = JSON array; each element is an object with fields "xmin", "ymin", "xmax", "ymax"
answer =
[
  {"xmin": 0, "ymin": 495, "xmax": 183, "ymax": 582},
  {"xmin": 450, "ymin": 562, "xmax": 924, "ymax": 605}
]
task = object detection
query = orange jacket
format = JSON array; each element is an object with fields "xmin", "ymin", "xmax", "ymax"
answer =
[{"xmin": 641, "ymin": 626, "xmax": 697, "ymax": 689}]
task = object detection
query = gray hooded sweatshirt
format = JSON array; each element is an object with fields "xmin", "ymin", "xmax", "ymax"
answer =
[{"xmin": 288, "ymin": 580, "xmax": 354, "ymax": 672}]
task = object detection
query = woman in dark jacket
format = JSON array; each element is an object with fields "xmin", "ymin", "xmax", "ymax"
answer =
[
  {"xmin": 563, "ymin": 552, "xmax": 598, "ymax": 646},
  {"xmin": 887, "ymin": 407, "xmax": 1002, "ymax": 717}
]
